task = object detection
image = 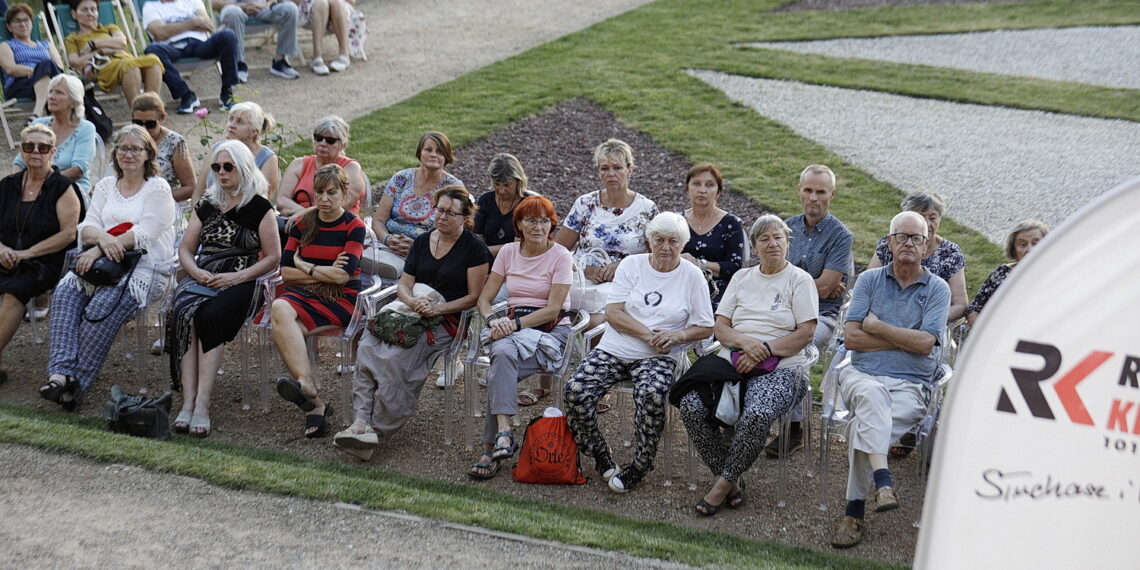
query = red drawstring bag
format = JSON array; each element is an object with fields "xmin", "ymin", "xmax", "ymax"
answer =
[{"xmin": 512, "ymin": 413, "xmax": 586, "ymax": 485}]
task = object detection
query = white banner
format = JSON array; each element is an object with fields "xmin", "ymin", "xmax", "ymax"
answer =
[{"xmin": 915, "ymin": 177, "xmax": 1140, "ymax": 568}]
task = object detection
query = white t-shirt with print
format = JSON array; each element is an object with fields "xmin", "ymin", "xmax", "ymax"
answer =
[
  {"xmin": 596, "ymin": 254, "xmax": 715, "ymax": 361},
  {"xmin": 715, "ymin": 263, "xmax": 819, "ymax": 369}
]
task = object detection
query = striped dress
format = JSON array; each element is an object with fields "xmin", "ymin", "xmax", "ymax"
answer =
[{"xmin": 279, "ymin": 210, "xmax": 367, "ymax": 330}]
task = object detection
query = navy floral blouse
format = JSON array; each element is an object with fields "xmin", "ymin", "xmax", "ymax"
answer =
[{"xmin": 682, "ymin": 212, "xmax": 746, "ymax": 308}]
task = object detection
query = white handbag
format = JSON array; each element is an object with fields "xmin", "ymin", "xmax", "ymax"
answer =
[{"xmin": 569, "ymin": 248, "xmax": 613, "ymax": 313}]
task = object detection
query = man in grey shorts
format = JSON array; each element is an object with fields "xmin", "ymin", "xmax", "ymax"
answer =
[
  {"xmin": 830, "ymin": 211, "xmax": 949, "ymax": 549},
  {"xmin": 765, "ymin": 164, "xmax": 852, "ymax": 457}
]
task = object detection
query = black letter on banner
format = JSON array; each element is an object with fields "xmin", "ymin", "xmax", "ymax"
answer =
[
  {"xmin": 1009, "ymin": 341, "xmax": 1062, "ymax": 419},
  {"xmin": 1120, "ymin": 356, "xmax": 1140, "ymax": 389}
]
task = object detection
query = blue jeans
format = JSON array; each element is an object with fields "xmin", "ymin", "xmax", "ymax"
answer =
[{"xmin": 144, "ymin": 30, "xmax": 240, "ymax": 99}]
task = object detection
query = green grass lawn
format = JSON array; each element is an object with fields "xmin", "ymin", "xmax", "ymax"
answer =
[{"xmin": 8, "ymin": 1, "xmax": 1139, "ymax": 567}]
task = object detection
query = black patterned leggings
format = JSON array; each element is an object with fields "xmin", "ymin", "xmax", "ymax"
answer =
[
  {"xmin": 679, "ymin": 367, "xmax": 804, "ymax": 483},
  {"xmin": 564, "ymin": 349, "xmax": 677, "ymax": 473}
]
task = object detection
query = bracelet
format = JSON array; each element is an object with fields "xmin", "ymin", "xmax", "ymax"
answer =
[
  {"xmin": 699, "ymin": 258, "xmax": 708, "ymax": 271},
  {"xmin": 514, "ymin": 316, "xmax": 523, "ymax": 331},
  {"xmin": 88, "ymin": 40, "xmax": 96, "ymax": 52},
  {"xmin": 762, "ymin": 341, "xmax": 773, "ymax": 355},
  {"xmin": 307, "ymin": 264, "xmax": 315, "ymax": 276},
  {"xmin": 382, "ymin": 234, "xmax": 390, "ymax": 246}
]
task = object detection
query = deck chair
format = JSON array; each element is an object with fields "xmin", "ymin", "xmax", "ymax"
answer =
[
  {"xmin": 127, "ymin": 0, "xmax": 220, "ymax": 78},
  {"xmin": 202, "ymin": 0, "xmax": 277, "ymax": 62},
  {"xmin": 0, "ymin": 14, "xmax": 49, "ymax": 149}
]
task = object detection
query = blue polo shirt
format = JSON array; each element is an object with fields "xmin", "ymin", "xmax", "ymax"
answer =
[
  {"xmin": 845, "ymin": 263, "xmax": 950, "ymax": 384},
  {"xmin": 786, "ymin": 213, "xmax": 853, "ymax": 317}
]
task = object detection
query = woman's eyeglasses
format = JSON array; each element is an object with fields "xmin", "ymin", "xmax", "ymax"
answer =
[
  {"xmin": 117, "ymin": 146, "xmax": 147, "ymax": 156},
  {"xmin": 436, "ymin": 209, "xmax": 467, "ymax": 219},
  {"xmin": 521, "ymin": 217, "xmax": 551, "ymax": 226},
  {"xmin": 132, "ymin": 118, "xmax": 159, "ymax": 129},
  {"xmin": 313, "ymin": 133, "xmax": 340, "ymax": 145},
  {"xmin": 211, "ymin": 162, "xmax": 236, "ymax": 173},
  {"xmin": 20, "ymin": 142, "xmax": 53, "ymax": 154}
]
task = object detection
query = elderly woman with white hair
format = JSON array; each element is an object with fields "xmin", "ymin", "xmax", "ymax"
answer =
[
  {"xmin": 563, "ymin": 212, "xmax": 714, "ymax": 493},
  {"xmin": 277, "ymin": 115, "xmax": 366, "ymax": 217},
  {"xmin": 13, "ymin": 74, "xmax": 96, "ymax": 197},
  {"xmin": 192, "ymin": 101, "xmax": 280, "ymax": 203},
  {"xmin": 165, "ymin": 140, "xmax": 281, "ymax": 437},
  {"xmin": 670, "ymin": 214, "xmax": 817, "ymax": 516}
]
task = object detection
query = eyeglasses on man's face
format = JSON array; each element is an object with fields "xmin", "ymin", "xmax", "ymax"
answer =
[{"xmin": 888, "ymin": 233, "xmax": 927, "ymax": 245}]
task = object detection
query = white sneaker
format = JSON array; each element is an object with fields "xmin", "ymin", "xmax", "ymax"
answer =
[
  {"xmin": 311, "ymin": 58, "xmax": 330, "ymax": 76},
  {"xmin": 329, "ymin": 55, "xmax": 350, "ymax": 72}
]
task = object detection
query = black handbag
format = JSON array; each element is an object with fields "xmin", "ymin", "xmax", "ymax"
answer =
[
  {"xmin": 72, "ymin": 248, "xmax": 146, "ymax": 287},
  {"xmin": 102, "ymin": 385, "xmax": 173, "ymax": 440}
]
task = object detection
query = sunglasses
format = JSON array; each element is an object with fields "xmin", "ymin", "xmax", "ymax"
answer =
[
  {"xmin": 313, "ymin": 133, "xmax": 340, "ymax": 145},
  {"xmin": 20, "ymin": 142, "xmax": 53, "ymax": 154},
  {"xmin": 210, "ymin": 162, "xmax": 236, "ymax": 173},
  {"xmin": 132, "ymin": 118, "xmax": 159, "ymax": 129}
]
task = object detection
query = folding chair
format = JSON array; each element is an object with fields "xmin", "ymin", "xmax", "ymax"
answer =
[
  {"xmin": 126, "ymin": 0, "xmax": 221, "ymax": 78},
  {"xmin": 0, "ymin": 15, "xmax": 47, "ymax": 149}
]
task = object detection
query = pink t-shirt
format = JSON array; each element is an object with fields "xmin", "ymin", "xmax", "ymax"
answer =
[{"xmin": 492, "ymin": 242, "xmax": 573, "ymax": 323}]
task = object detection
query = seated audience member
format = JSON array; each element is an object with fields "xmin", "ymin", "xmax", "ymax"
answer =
[
  {"xmin": 65, "ymin": 0, "xmax": 164, "ymax": 108},
  {"xmin": 0, "ymin": 3, "xmax": 64, "ymax": 117},
  {"xmin": 366, "ymin": 131, "xmax": 462, "ymax": 278},
  {"xmin": 132, "ymin": 93, "xmax": 196, "ymax": 202},
  {"xmin": 679, "ymin": 163, "xmax": 744, "ymax": 310},
  {"xmin": 166, "ymin": 140, "xmax": 280, "ymax": 438},
  {"xmin": 193, "ymin": 101, "xmax": 279, "ymax": 203},
  {"xmin": 14, "ymin": 75, "xmax": 95, "ymax": 197},
  {"xmin": 867, "ymin": 191, "xmax": 966, "ymax": 322},
  {"xmin": 555, "ymin": 138, "xmax": 659, "ymax": 329},
  {"xmin": 672, "ymin": 214, "xmax": 816, "ymax": 516},
  {"xmin": 214, "ymin": 0, "xmax": 301, "ymax": 81},
  {"xmin": 564, "ymin": 212, "xmax": 713, "ymax": 493},
  {"xmin": 766, "ymin": 164, "xmax": 853, "ymax": 458},
  {"xmin": 41, "ymin": 125, "xmax": 176, "ymax": 411},
  {"xmin": 294, "ymin": 0, "xmax": 351, "ymax": 75},
  {"xmin": 466, "ymin": 195, "xmax": 571, "ymax": 480},
  {"xmin": 965, "ymin": 219, "xmax": 1049, "ymax": 326},
  {"xmin": 333, "ymin": 185, "xmax": 489, "ymax": 460},
  {"xmin": 278, "ymin": 115, "xmax": 365, "ymax": 216},
  {"xmin": 0, "ymin": 124, "xmax": 84, "ymax": 385},
  {"xmin": 473, "ymin": 153, "xmax": 536, "ymax": 257},
  {"xmin": 141, "ymin": 0, "xmax": 240, "ymax": 112},
  {"xmin": 829, "ymin": 211, "xmax": 950, "ymax": 549},
  {"xmin": 272, "ymin": 163, "xmax": 365, "ymax": 438}
]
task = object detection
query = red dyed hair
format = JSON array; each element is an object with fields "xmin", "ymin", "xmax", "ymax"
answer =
[{"xmin": 512, "ymin": 195, "xmax": 558, "ymax": 241}]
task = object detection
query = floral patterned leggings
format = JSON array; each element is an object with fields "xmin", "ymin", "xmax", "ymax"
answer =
[
  {"xmin": 564, "ymin": 349, "xmax": 676, "ymax": 474},
  {"xmin": 679, "ymin": 367, "xmax": 804, "ymax": 483}
]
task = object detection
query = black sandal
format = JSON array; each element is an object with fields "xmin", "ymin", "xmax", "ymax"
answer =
[
  {"xmin": 468, "ymin": 454, "xmax": 501, "ymax": 480},
  {"xmin": 304, "ymin": 406, "xmax": 332, "ymax": 439},
  {"xmin": 276, "ymin": 377, "xmax": 317, "ymax": 412},
  {"xmin": 39, "ymin": 376, "xmax": 74, "ymax": 403},
  {"xmin": 726, "ymin": 479, "xmax": 747, "ymax": 509},
  {"xmin": 490, "ymin": 431, "xmax": 516, "ymax": 462},
  {"xmin": 695, "ymin": 498, "xmax": 723, "ymax": 517}
]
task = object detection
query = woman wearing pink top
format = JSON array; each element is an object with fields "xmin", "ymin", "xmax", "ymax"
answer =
[{"xmin": 467, "ymin": 195, "xmax": 573, "ymax": 480}]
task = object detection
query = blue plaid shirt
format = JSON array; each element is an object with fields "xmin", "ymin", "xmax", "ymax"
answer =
[{"xmin": 785, "ymin": 213, "xmax": 853, "ymax": 317}]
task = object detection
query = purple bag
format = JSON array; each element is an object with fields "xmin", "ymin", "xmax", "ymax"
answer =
[{"xmin": 730, "ymin": 351, "xmax": 781, "ymax": 378}]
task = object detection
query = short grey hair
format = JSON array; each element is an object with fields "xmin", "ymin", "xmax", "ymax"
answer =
[
  {"xmin": 592, "ymin": 138, "xmax": 634, "ymax": 169},
  {"xmin": 313, "ymin": 115, "xmax": 350, "ymax": 145},
  {"xmin": 900, "ymin": 191, "xmax": 947, "ymax": 216},
  {"xmin": 486, "ymin": 153, "xmax": 528, "ymax": 196},
  {"xmin": 230, "ymin": 101, "xmax": 274, "ymax": 143},
  {"xmin": 749, "ymin": 214, "xmax": 791, "ymax": 243},
  {"xmin": 889, "ymin": 211, "xmax": 928, "ymax": 235},
  {"xmin": 204, "ymin": 139, "xmax": 268, "ymax": 209},
  {"xmin": 798, "ymin": 164, "xmax": 835, "ymax": 189},
  {"xmin": 645, "ymin": 212, "xmax": 690, "ymax": 247},
  {"xmin": 49, "ymin": 74, "xmax": 85, "ymax": 123},
  {"xmin": 1005, "ymin": 219, "xmax": 1050, "ymax": 260}
]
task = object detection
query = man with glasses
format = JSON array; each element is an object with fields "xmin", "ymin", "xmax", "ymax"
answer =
[
  {"xmin": 142, "ymin": 0, "xmax": 241, "ymax": 113},
  {"xmin": 765, "ymin": 164, "xmax": 853, "ymax": 458},
  {"xmin": 830, "ymin": 211, "xmax": 949, "ymax": 549}
]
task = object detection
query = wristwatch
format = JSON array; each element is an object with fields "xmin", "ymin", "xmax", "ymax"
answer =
[{"xmin": 698, "ymin": 258, "xmax": 708, "ymax": 271}]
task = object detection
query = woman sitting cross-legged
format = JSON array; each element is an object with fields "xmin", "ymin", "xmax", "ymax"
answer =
[
  {"xmin": 334, "ymin": 185, "xmax": 490, "ymax": 461},
  {"xmin": 271, "ymin": 163, "xmax": 366, "ymax": 438},
  {"xmin": 670, "ymin": 214, "xmax": 817, "ymax": 516},
  {"xmin": 165, "ymin": 140, "xmax": 280, "ymax": 437},
  {"xmin": 563, "ymin": 212, "xmax": 714, "ymax": 493},
  {"xmin": 0, "ymin": 124, "xmax": 84, "ymax": 386},
  {"xmin": 40, "ymin": 124, "xmax": 175, "ymax": 410},
  {"xmin": 467, "ymin": 195, "xmax": 572, "ymax": 480}
]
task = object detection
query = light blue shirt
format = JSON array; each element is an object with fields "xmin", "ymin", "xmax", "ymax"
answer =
[
  {"xmin": 14, "ymin": 116, "xmax": 96, "ymax": 195},
  {"xmin": 845, "ymin": 263, "xmax": 950, "ymax": 384}
]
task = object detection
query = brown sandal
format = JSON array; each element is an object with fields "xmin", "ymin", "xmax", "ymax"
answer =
[{"xmin": 517, "ymin": 388, "xmax": 548, "ymax": 406}]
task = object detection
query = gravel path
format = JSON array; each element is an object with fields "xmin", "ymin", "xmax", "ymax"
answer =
[
  {"xmin": 687, "ymin": 69, "xmax": 1140, "ymax": 243},
  {"xmin": 748, "ymin": 26, "xmax": 1140, "ymax": 90},
  {"xmin": 0, "ymin": 444, "xmax": 694, "ymax": 569}
]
